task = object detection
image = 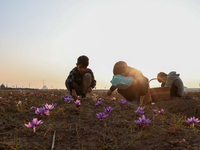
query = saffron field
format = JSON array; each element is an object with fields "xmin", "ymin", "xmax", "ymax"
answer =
[{"xmin": 0, "ymin": 89, "xmax": 200, "ymax": 149}]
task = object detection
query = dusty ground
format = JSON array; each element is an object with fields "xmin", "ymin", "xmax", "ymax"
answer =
[{"xmin": 0, "ymin": 89, "xmax": 200, "ymax": 150}]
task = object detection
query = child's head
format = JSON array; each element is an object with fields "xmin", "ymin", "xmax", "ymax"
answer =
[
  {"xmin": 113, "ymin": 61, "xmax": 128, "ymax": 76},
  {"xmin": 76, "ymin": 55, "xmax": 89, "ymax": 74},
  {"xmin": 157, "ymin": 72, "xmax": 167, "ymax": 83}
]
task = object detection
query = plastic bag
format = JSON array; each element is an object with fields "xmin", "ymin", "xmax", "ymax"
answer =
[{"xmin": 110, "ymin": 74, "xmax": 134, "ymax": 89}]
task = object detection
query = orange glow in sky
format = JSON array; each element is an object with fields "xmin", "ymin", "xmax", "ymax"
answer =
[{"xmin": 0, "ymin": 0, "xmax": 200, "ymax": 89}]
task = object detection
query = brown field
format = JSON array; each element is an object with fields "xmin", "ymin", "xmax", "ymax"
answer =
[{"xmin": 0, "ymin": 89, "xmax": 200, "ymax": 150}]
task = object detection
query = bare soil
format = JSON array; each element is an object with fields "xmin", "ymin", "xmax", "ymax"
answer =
[{"xmin": 0, "ymin": 89, "xmax": 200, "ymax": 150}]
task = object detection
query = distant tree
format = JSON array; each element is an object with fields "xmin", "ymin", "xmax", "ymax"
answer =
[{"xmin": 0, "ymin": 84, "xmax": 6, "ymax": 89}]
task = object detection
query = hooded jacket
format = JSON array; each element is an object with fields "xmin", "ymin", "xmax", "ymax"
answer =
[{"xmin": 165, "ymin": 71, "xmax": 184, "ymax": 96}]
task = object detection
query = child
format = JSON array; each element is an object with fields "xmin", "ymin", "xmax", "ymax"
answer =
[
  {"xmin": 65, "ymin": 55, "xmax": 96, "ymax": 100},
  {"xmin": 107, "ymin": 61, "xmax": 149, "ymax": 103},
  {"xmin": 157, "ymin": 71, "xmax": 184, "ymax": 98}
]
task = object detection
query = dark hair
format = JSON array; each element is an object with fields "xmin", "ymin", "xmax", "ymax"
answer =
[
  {"xmin": 113, "ymin": 61, "xmax": 128, "ymax": 75},
  {"xmin": 157, "ymin": 72, "xmax": 167, "ymax": 78},
  {"xmin": 157, "ymin": 72, "xmax": 167, "ymax": 82},
  {"xmin": 77, "ymin": 55, "xmax": 89, "ymax": 67}
]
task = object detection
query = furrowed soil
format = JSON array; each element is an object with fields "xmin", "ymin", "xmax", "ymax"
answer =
[{"xmin": 0, "ymin": 89, "xmax": 200, "ymax": 150}]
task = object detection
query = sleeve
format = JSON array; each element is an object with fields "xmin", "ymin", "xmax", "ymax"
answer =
[
  {"xmin": 89, "ymin": 69, "xmax": 96, "ymax": 88},
  {"xmin": 109, "ymin": 85, "xmax": 117, "ymax": 92},
  {"xmin": 161, "ymin": 82, "xmax": 166, "ymax": 87},
  {"xmin": 165, "ymin": 79, "xmax": 171, "ymax": 87},
  {"xmin": 66, "ymin": 69, "xmax": 76, "ymax": 92}
]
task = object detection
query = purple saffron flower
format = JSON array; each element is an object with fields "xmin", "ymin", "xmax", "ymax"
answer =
[
  {"xmin": 186, "ymin": 117, "xmax": 193, "ymax": 124},
  {"xmin": 53, "ymin": 103, "xmax": 57, "ymax": 106},
  {"xmin": 43, "ymin": 110, "xmax": 50, "ymax": 115},
  {"xmin": 0, "ymin": 97, "xmax": 2, "ymax": 99},
  {"xmin": 120, "ymin": 99, "xmax": 129, "ymax": 105},
  {"xmin": 135, "ymin": 115, "xmax": 151, "ymax": 126},
  {"xmin": 95, "ymin": 100, "xmax": 102, "ymax": 106},
  {"xmin": 44, "ymin": 103, "xmax": 54, "ymax": 110},
  {"xmin": 64, "ymin": 95, "xmax": 71, "ymax": 98},
  {"xmin": 98, "ymin": 98, "xmax": 104, "ymax": 102},
  {"xmin": 134, "ymin": 106, "xmax": 145, "ymax": 114},
  {"xmin": 158, "ymin": 109, "xmax": 164, "ymax": 114},
  {"xmin": 134, "ymin": 120, "xmax": 142, "ymax": 125},
  {"xmin": 153, "ymin": 109, "xmax": 157, "ymax": 114},
  {"xmin": 186, "ymin": 117, "xmax": 200, "ymax": 127},
  {"xmin": 151, "ymin": 103, "xmax": 155, "ymax": 105},
  {"xmin": 35, "ymin": 107, "xmax": 50, "ymax": 115},
  {"xmin": 105, "ymin": 106, "xmax": 113, "ymax": 114},
  {"xmin": 64, "ymin": 95, "xmax": 74, "ymax": 103},
  {"xmin": 96, "ymin": 112, "xmax": 108, "ymax": 119},
  {"xmin": 0, "ymin": 122, "xmax": 2, "ymax": 125},
  {"xmin": 24, "ymin": 118, "xmax": 43, "ymax": 132},
  {"xmin": 192, "ymin": 117, "xmax": 200, "ymax": 123},
  {"xmin": 30, "ymin": 106, "xmax": 36, "ymax": 110},
  {"xmin": 75, "ymin": 100, "xmax": 81, "ymax": 106}
]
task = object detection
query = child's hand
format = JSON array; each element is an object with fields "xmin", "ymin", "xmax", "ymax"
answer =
[
  {"xmin": 107, "ymin": 90, "xmax": 112, "ymax": 96},
  {"xmin": 88, "ymin": 87, "xmax": 92, "ymax": 93},
  {"xmin": 72, "ymin": 89, "xmax": 78, "ymax": 100}
]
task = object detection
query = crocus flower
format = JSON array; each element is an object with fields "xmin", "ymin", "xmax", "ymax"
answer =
[
  {"xmin": 134, "ymin": 106, "xmax": 145, "ymax": 114},
  {"xmin": 64, "ymin": 95, "xmax": 74, "ymax": 103},
  {"xmin": 153, "ymin": 109, "xmax": 157, "ymax": 114},
  {"xmin": 186, "ymin": 117, "xmax": 200, "ymax": 127},
  {"xmin": 158, "ymin": 109, "xmax": 164, "ymax": 114},
  {"xmin": 135, "ymin": 115, "xmax": 151, "ymax": 126},
  {"xmin": 192, "ymin": 117, "xmax": 200, "ymax": 123},
  {"xmin": 53, "ymin": 103, "xmax": 57, "ymax": 106},
  {"xmin": 24, "ymin": 118, "xmax": 43, "ymax": 132},
  {"xmin": 135, "ymin": 120, "xmax": 142, "ymax": 125},
  {"xmin": 0, "ymin": 122, "xmax": 2, "ymax": 125},
  {"xmin": 0, "ymin": 97, "xmax": 2, "ymax": 99},
  {"xmin": 98, "ymin": 98, "xmax": 104, "ymax": 102},
  {"xmin": 64, "ymin": 95, "xmax": 71, "ymax": 98},
  {"xmin": 35, "ymin": 107, "xmax": 50, "ymax": 115},
  {"xmin": 44, "ymin": 103, "xmax": 54, "ymax": 110},
  {"xmin": 186, "ymin": 117, "xmax": 193, "ymax": 124},
  {"xmin": 187, "ymin": 117, "xmax": 200, "ymax": 127},
  {"xmin": 105, "ymin": 106, "xmax": 113, "ymax": 114},
  {"xmin": 96, "ymin": 112, "xmax": 108, "ymax": 119},
  {"xmin": 120, "ymin": 99, "xmax": 129, "ymax": 105},
  {"xmin": 151, "ymin": 103, "xmax": 155, "ymax": 105},
  {"xmin": 95, "ymin": 100, "xmax": 102, "ymax": 106},
  {"xmin": 30, "ymin": 106, "xmax": 36, "ymax": 110},
  {"xmin": 75, "ymin": 100, "xmax": 81, "ymax": 106}
]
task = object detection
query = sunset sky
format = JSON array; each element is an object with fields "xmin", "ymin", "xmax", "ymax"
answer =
[{"xmin": 0, "ymin": 0, "xmax": 200, "ymax": 89}]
